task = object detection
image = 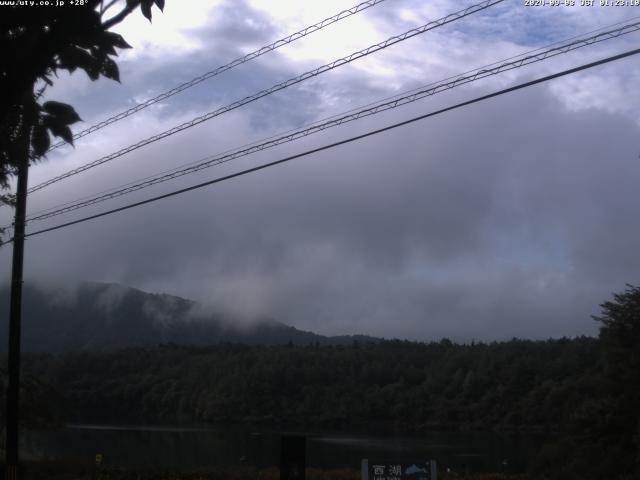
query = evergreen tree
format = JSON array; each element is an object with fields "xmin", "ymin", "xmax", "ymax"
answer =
[{"xmin": 592, "ymin": 285, "xmax": 640, "ymax": 478}]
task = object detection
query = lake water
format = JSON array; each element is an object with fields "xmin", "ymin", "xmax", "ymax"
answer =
[{"xmin": 22, "ymin": 424, "xmax": 547, "ymax": 474}]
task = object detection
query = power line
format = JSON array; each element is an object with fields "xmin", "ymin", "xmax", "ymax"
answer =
[
  {"xmin": 24, "ymin": 47, "xmax": 640, "ymax": 239},
  {"xmin": 30, "ymin": 13, "xmax": 640, "ymax": 199},
  {"xmin": 4, "ymin": 16, "xmax": 637, "ymax": 230},
  {"xmin": 28, "ymin": 0, "xmax": 504, "ymax": 194},
  {"xmin": 45, "ymin": 0, "xmax": 390, "ymax": 153},
  {"xmin": 24, "ymin": 20, "xmax": 640, "ymax": 223}
]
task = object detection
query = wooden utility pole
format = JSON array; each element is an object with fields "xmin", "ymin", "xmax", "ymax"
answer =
[{"xmin": 5, "ymin": 104, "xmax": 31, "ymax": 480}]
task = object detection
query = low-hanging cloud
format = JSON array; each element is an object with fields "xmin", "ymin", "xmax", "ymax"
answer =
[{"xmin": 2, "ymin": 0, "xmax": 639, "ymax": 342}]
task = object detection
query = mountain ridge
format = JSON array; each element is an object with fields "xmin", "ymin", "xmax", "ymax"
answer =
[{"xmin": 0, "ymin": 282, "xmax": 380, "ymax": 352}]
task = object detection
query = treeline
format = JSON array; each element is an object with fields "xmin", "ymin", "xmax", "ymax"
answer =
[{"xmin": 16, "ymin": 337, "xmax": 601, "ymax": 431}]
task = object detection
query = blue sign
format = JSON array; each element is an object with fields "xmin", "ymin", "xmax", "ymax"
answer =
[{"xmin": 361, "ymin": 460, "xmax": 436, "ymax": 480}]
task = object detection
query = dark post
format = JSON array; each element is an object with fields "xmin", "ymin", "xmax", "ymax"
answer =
[
  {"xmin": 280, "ymin": 435, "xmax": 306, "ymax": 480},
  {"xmin": 5, "ymin": 109, "xmax": 31, "ymax": 480}
]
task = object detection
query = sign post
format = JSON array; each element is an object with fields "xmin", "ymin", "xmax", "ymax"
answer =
[
  {"xmin": 92, "ymin": 453, "xmax": 103, "ymax": 480},
  {"xmin": 280, "ymin": 435, "xmax": 306, "ymax": 480}
]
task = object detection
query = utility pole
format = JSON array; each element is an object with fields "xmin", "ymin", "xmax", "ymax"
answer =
[{"xmin": 5, "ymin": 103, "xmax": 31, "ymax": 480}]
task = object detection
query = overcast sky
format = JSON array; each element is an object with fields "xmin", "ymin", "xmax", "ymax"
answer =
[{"xmin": 2, "ymin": 0, "xmax": 640, "ymax": 341}]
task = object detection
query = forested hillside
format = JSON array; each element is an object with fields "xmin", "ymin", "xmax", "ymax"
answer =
[
  {"xmin": 16, "ymin": 338, "xmax": 601, "ymax": 430},
  {"xmin": 1, "ymin": 285, "xmax": 638, "ymax": 479}
]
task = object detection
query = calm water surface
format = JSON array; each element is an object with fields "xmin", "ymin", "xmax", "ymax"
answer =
[{"xmin": 23, "ymin": 424, "xmax": 546, "ymax": 474}]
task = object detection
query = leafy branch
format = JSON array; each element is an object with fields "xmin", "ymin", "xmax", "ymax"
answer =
[{"xmin": 0, "ymin": 0, "xmax": 166, "ymax": 205}]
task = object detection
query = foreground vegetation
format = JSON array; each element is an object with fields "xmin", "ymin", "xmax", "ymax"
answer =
[{"xmin": 0, "ymin": 461, "xmax": 527, "ymax": 480}]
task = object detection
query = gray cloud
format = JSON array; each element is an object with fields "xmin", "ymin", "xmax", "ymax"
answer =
[
  {"xmin": 2, "ymin": 83, "xmax": 637, "ymax": 342},
  {"xmin": 2, "ymin": 0, "xmax": 639, "ymax": 343}
]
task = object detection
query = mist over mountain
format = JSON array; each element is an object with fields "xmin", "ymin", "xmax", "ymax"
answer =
[{"xmin": 0, "ymin": 282, "xmax": 379, "ymax": 352}]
